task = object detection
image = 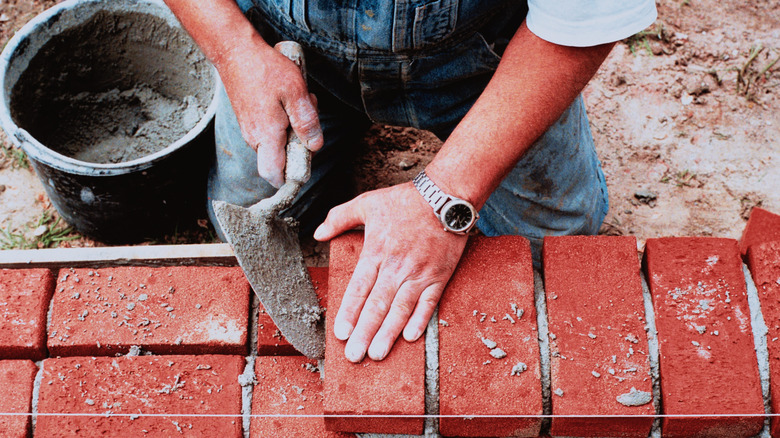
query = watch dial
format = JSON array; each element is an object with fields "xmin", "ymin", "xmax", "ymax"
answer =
[{"xmin": 444, "ymin": 203, "xmax": 474, "ymax": 231}]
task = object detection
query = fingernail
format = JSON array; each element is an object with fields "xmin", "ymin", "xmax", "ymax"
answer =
[
  {"xmin": 333, "ymin": 321, "xmax": 352, "ymax": 340},
  {"xmin": 344, "ymin": 343, "xmax": 365, "ymax": 363},
  {"xmin": 313, "ymin": 225, "xmax": 325, "ymax": 241},
  {"xmin": 368, "ymin": 343, "xmax": 389, "ymax": 361},
  {"xmin": 405, "ymin": 327, "xmax": 423, "ymax": 342}
]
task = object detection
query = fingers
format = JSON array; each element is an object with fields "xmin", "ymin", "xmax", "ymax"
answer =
[
  {"xmin": 333, "ymin": 254, "xmax": 379, "ymax": 342},
  {"xmin": 313, "ymin": 199, "xmax": 366, "ymax": 241},
  {"xmin": 368, "ymin": 282, "xmax": 439, "ymax": 361},
  {"xmin": 403, "ymin": 283, "xmax": 445, "ymax": 341}
]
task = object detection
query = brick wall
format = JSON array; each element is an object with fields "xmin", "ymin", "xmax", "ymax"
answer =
[{"xmin": 0, "ymin": 207, "xmax": 778, "ymax": 437}]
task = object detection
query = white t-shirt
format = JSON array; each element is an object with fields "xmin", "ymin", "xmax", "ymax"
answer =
[{"xmin": 526, "ymin": 0, "xmax": 658, "ymax": 47}]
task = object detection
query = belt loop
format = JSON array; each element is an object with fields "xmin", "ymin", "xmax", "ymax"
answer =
[
  {"xmin": 392, "ymin": 0, "xmax": 410, "ymax": 53},
  {"xmin": 291, "ymin": 0, "xmax": 310, "ymax": 32}
]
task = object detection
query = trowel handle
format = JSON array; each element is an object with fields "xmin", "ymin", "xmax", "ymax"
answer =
[{"xmin": 275, "ymin": 41, "xmax": 311, "ymax": 187}]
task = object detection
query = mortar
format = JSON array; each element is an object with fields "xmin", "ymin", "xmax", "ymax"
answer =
[{"xmin": 0, "ymin": 0, "xmax": 218, "ymax": 243}]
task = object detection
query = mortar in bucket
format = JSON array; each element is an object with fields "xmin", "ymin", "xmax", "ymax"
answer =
[{"xmin": 0, "ymin": 0, "xmax": 218, "ymax": 243}]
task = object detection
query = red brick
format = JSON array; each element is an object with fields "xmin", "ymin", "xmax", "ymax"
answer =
[
  {"xmin": 251, "ymin": 356, "xmax": 354, "ymax": 437},
  {"xmin": 645, "ymin": 237, "xmax": 764, "ymax": 437},
  {"xmin": 0, "ymin": 268, "xmax": 55, "ymax": 360},
  {"xmin": 0, "ymin": 360, "xmax": 37, "ymax": 438},
  {"xmin": 323, "ymin": 232, "xmax": 425, "ymax": 435},
  {"xmin": 740, "ymin": 207, "xmax": 780, "ymax": 256},
  {"xmin": 48, "ymin": 267, "xmax": 250, "ymax": 356},
  {"xmin": 747, "ymin": 240, "xmax": 780, "ymax": 437},
  {"xmin": 256, "ymin": 267, "xmax": 328, "ymax": 356},
  {"xmin": 544, "ymin": 236, "xmax": 654, "ymax": 437},
  {"xmin": 36, "ymin": 355, "xmax": 244, "ymax": 437},
  {"xmin": 439, "ymin": 236, "xmax": 542, "ymax": 437}
]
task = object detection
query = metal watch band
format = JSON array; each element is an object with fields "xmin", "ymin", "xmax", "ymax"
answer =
[{"xmin": 413, "ymin": 171, "xmax": 451, "ymax": 214}]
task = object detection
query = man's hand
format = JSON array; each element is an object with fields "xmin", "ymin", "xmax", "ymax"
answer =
[
  {"xmin": 314, "ymin": 183, "xmax": 468, "ymax": 362},
  {"xmin": 219, "ymin": 41, "xmax": 323, "ymax": 187},
  {"xmin": 162, "ymin": 0, "xmax": 324, "ymax": 188}
]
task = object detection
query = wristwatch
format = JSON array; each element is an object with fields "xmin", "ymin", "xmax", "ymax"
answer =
[{"xmin": 413, "ymin": 170, "xmax": 479, "ymax": 235}]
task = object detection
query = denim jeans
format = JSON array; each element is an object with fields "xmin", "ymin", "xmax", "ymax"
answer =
[{"xmin": 208, "ymin": 0, "xmax": 609, "ymax": 268}]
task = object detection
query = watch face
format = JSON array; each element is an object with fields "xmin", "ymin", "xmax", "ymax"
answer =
[{"xmin": 442, "ymin": 202, "xmax": 475, "ymax": 232}]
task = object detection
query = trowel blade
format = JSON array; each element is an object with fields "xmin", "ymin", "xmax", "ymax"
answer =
[{"xmin": 212, "ymin": 200, "xmax": 325, "ymax": 359}]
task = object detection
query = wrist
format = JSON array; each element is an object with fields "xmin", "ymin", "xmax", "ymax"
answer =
[{"xmin": 412, "ymin": 171, "xmax": 479, "ymax": 235}]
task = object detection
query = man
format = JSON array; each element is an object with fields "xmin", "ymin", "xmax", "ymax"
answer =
[{"xmin": 164, "ymin": 0, "xmax": 656, "ymax": 363}]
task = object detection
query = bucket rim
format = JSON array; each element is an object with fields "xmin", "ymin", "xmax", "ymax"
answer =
[{"xmin": 0, "ymin": 0, "xmax": 219, "ymax": 176}]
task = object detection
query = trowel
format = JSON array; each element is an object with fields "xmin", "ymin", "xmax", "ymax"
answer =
[{"xmin": 212, "ymin": 42, "xmax": 325, "ymax": 359}]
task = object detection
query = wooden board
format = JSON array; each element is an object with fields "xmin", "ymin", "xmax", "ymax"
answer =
[{"xmin": 0, "ymin": 243, "xmax": 237, "ymax": 269}]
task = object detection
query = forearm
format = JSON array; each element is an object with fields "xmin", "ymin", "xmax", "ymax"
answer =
[
  {"xmin": 426, "ymin": 22, "xmax": 614, "ymax": 208},
  {"xmin": 163, "ymin": 0, "xmax": 271, "ymax": 69}
]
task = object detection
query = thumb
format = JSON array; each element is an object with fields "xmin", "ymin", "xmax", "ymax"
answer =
[
  {"xmin": 313, "ymin": 198, "xmax": 365, "ymax": 241},
  {"xmin": 286, "ymin": 95, "xmax": 324, "ymax": 152}
]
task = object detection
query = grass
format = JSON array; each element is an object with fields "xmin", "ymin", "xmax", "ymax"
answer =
[
  {"xmin": 624, "ymin": 24, "xmax": 669, "ymax": 56},
  {"xmin": 0, "ymin": 141, "xmax": 30, "ymax": 170},
  {"xmin": 735, "ymin": 43, "xmax": 780, "ymax": 100},
  {"xmin": 660, "ymin": 169, "xmax": 698, "ymax": 187},
  {"xmin": 0, "ymin": 210, "xmax": 80, "ymax": 250}
]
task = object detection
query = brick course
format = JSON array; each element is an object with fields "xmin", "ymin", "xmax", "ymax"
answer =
[
  {"xmin": 438, "ymin": 236, "xmax": 542, "ymax": 437},
  {"xmin": 323, "ymin": 232, "xmax": 426, "ymax": 435},
  {"xmin": 545, "ymin": 236, "xmax": 654, "ymax": 437},
  {"xmin": 48, "ymin": 266, "xmax": 250, "ymax": 356},
  {"xmin": 0, "ymin": 360, "xmax": 37, "ymax": 438},
  {"xmin": 36, "ymin": 355, "xmax": 245, "ymax": 437},
  {"xmin": 645, "ymin": 237, "xmax": 764, "ymax": 437},
  {"xmin": 0, "ymin": 268, "xmax": 55, "ymax": 360}
]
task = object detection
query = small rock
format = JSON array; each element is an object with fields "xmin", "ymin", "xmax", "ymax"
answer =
[
  {"xmin": 0, "ymin": 184, "xmax": 6, "ymax": 193},
  {"xmin": 633, "ymin": 189, "xmax": 658, "ymax": 207},
  {"xmin": 554, "ymin": 388, "xmax": 564, "ymax": 397},
  {"xmin": 398, "ymin": 158, "xmax": 418, "ymax": 171},
  {"xmin": 33, "ymin": 225, "xmax": 48, "ymax": 237}
]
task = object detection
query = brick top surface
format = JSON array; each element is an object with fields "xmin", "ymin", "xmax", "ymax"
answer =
[
  {"xmin": 544, "ymin": 236, "xmax": 654, "ymax": 422},
  {"xmin": 251, "ymin": 356, "xmax": 354, "ymax": 437},
  {"xmin": 0, "ymin": 360, "xmax": 37, "ymax": 437},
  {"xmin": 0, "ymin": 268, "xmax": 55, "ymax": 360},
  {"xmin": 438, "ymin": 236, "xmax": 542, "ymax": 437},
  {"xmin": 36, "ymin": 355, "xmax": 245, "ymax": 437},
  {"xmin": 48, "ymin": 266, "xmax": 250, "ymax": 356},
  {"xmin": 740, "ymin": 207, "xmax": 780, "ymax": 256},
  {"xmin": 439, "ymin": 237, "xmax": 541, "ymax": 413},
  {"xmin": 645, "ymin": 237, "xmax": 764, "ymax": 417},
  {"xmin": 323, "ymin": 232, "xmax": 425, "ymax": 433}
]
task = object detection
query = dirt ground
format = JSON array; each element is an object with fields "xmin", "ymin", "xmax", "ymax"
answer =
[{"xmin": 1, "ymin": 0, "xmax": 778, "ymax": 252}]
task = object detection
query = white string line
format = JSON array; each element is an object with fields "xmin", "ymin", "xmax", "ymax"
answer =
[{"xmin": 2, "ymin": 413, "xmax": 779, "ymax": 418}]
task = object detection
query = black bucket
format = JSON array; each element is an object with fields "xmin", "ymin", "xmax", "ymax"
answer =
[{"xmin": 0, "ymin": 0, "xmax": 218, "ymax": 243}]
